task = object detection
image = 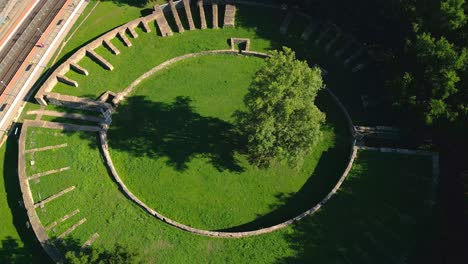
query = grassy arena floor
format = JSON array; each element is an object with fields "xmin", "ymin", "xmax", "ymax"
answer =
[
  {"xmin": 107, "ymin": 54, "xmax": 349, "ymax": 230},
  {"xmin": 22, "ymin": 127, "xmax": 434, "ymax": 263}
]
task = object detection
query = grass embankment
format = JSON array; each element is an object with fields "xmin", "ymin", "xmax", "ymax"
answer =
[{"xmin": 24, "ymin": 126, "xmax": 435, "ymax": 262}]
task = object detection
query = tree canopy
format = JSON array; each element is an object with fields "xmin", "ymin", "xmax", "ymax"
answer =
[{"xmin": 236, "ymin": 47, "xmax": 325, "ymax": 167}]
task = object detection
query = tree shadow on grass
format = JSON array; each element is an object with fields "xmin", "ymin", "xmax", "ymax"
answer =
[
  {"xmin": 55, "ymin": 237, "xmax": 137, "ymax": 263},
  {"xmin": 108, "ymin": 95, "xmax": 245, "ymax": 172},
  {"xmin": 276, "ymin": 151, "xmax": 436, "ymax": 263},
  {"xmin": 219, "ymin": 90, "xmax": 352, "ymax": 231}
]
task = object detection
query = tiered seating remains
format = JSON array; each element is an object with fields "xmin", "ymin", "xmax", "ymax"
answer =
[
  {"xmin": 153, "ymin": 5, "xmax": 173, "ymax": 36},
  {"xmin": 58, "ymin": 218, "xmax": 87, "ymax": 239},
  {"xmin": 34, "ymin": 186, "xmax": 76, "ymax": 208},
  {"xmin": 29, "ymin": 166, "xmax": 70, "ymax": 180},
  {"xmin": 280, "ymin": 10, "xmax": 294, "ymax": 35},
  {"xmin": 103, "ymin": 39, "xmax": 120, "ymax": 55},
  {"xmin": 198, "ymin": 0, "xmax": 207, "ymax": 29},
  {"xmin": 57, "ymin": 75, "xmax": 78, "ymax": 87},
  {"xmin": 212, "ymin": 0, "xmax": 218, "ymax": 29},
  {"xmin": 127, "ymin": 27, "xmax": 138, "ymax": 38},
  {"xmin": 169, "ymin": 0, "xmax": 185, "ymax": 33},
  {"xmin": 118, "ymin": 31, "xmax": 132, "ymax": 47},
  {"xmin": 224, "ymin": 3, "xmax": 236, "ymax": 27},
  {"xmin": 70, "ymin": 63, "xmax": 88, "ymax": 76},
  {"xmin": 183, "ymin": 0, "xmax": 195, "ymax": 30},
  {"xmin": 82, "ymin": 233, "xmax": 100, "ymax": 249},
  {"xmin": 45, "ymin": 209, "xmax": 80, "ymax": 231},
  {"xmin": 140, "ymin": 20, "xmax": 151, "ymax": 32},
  {"xmin": 86, "ymin": 50, "xmax": 114, "ymax": 71}
]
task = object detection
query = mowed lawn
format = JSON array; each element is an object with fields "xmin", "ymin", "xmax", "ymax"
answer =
[
  {"xmin": 23, "ymin": 126, "xmax": 435, "ymax": 263},
  {"xmin": 107, "ymin": 54, "xmax": 349, "ymax": 230}
]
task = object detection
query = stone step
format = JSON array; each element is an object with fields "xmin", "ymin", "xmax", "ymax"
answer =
[
  {"xmin": 70, "ymin": 63, "xmax": 88, "ymax": 76},
  {"xmin": 103, "ymin": 39, "xmax": 120, "ymax": 55},
  {"xmin": 86, "ymin": 50, "xmax": 114, "ymax": 71},
  {"xmin": 81, "ymin": 233, "xmax": 100, "ymax": 249},
  {"xmin": 57, "ymin": 75, "xmax": 78, "ymax": 87},
  {"xmin": 58, "ymin": 218, "xmax": 87, "ymax": 239},
  {"xmin": 25, "ymin": 143, "xmax": 68, "ymax": 154},
  {"xmin": 45, "ymin": 209, "xmax": 80, "ymax": 231},
  {"xmin": 212, "ymin": 0, "xmax": 218, "ymax": 29},
  {"xmin": 198, "ymin": 0, "xmax": 207, "ymax": 29},
  {"xmin": 153, "ymin": 5, "xmax": 173, "ymax": 36},
  {"xmin": 169, "ymin": 0, "xmax": 185, "ymax": 33},
  {"xmin": 29, "ymin": 167, "xmax": 71, "ymax": 180},
  {"xmin": 127, "ymin": 27, "xmax": 138, "ymax": 38},
  {"xmin": 183, "ymin": 0, "xmax": 195, "ymax": 30},
  {"xmin": 140, "ymin": 20, "xmax": 151, "ymax": 32},
  {"xmin": 118, "ymin": 31, "xmax": 132, "ymax": 47},
  {"xmin": 34, "ymin": 186, "xmax": 75, "ymax": 208},
  {"xmin": 224, "ymin": 3, "xmax": 236, "ymax": 27}
]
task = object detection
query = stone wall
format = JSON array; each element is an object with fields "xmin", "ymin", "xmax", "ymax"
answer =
[
  {"xmin": 45, "ymin": 92, "xmax": 111, "ymax": 112},
  {"xmin": 99, "ymin": 50, "xmax": 359, "ymax": 238},
  {"xmin": 31, "ymin": 0, "xmax": 360, "ymax": 239},
  {"xmin": 34, "ymin": 5, "xmax": 169, "ymax": 106},
  {"xmin": 18, "ymin": 120, "xmax": 102, "ymax": 263},
  {"xmin": 35, "ymin": 0, "xmax": 246, "ymax": 107}
]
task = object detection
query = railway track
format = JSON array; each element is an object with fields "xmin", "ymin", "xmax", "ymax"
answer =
[{"xmin": 0, "ymin": 0, "xmax": 66, "ymax": 95}]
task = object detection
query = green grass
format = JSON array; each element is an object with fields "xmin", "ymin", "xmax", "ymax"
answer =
[
  {"xmin": 22, "ymin": 126, "xmax": 435, "ymax": 262},
  {"xmin": 49, "ymin": 1, "xmax": 387, "ymax": 125},
  {"xmin": 0, "ymin": 138, "xmax": 52, "ymax": 263},
  {"xmin": 0, "ymin": 1, "xmax": 436, "ymax": 262},
  {"xmin": 52, "ymin": 8, "xmax": 281, "ymax": 99},
  {"xmin": 106, "ymin": 54, "xmax": 348, "ymax": 230}
]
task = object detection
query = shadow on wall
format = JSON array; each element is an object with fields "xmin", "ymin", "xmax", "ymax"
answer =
[
  {"xmin": 1, "ymin": 137, "xmax": 51, "ymax": 264},
  {"xmin": 275, "ymin": 151, "xmax": 436, "ymax": 263},
  {"xmin": 106, "ymin": 95, "xmax": 245, "ymax": 172}
]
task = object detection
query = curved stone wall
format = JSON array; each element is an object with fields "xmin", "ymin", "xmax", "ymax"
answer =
[
  {"xmin": 26, "ymin": 0, "xmax": 361, "ymax": 256},
  {"xmin": 34, "ymin": 0, "xmax": 188, "ymax": 107},
  {"xmin": 98, "ymin": 50, "xmax": 358, "ymax": 238},
  {"xmin": 18, "ymin": 120, "xmax": 102, "ymax": 263}
]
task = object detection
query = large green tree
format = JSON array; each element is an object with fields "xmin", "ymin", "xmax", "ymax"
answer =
[
  {"xmin": 440, "ymin": 0, "xmax": 467, "ymax": 30},
  {"xmin": 397, "ymin": 31, "xmax": 468, "ymax": 124},
  {"xmin": 237, "ymin": 47, "xmax": 325, "ymax": 167}
]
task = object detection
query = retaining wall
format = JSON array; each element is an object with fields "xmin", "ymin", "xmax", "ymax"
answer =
[
  {"xmin": 100, "ymin": 50, "xmax": 359, "ymax": 238},
  {"xmin": 18, "ymin": 120, "xmax": 101, "ymax": 263}
]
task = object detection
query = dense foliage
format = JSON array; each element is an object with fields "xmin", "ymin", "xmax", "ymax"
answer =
[
  {"xmin": 286, "ymin": 0, "xmax": 468, "ymax": 262},
  {"xmin": 237, "ymin": 47, "xmax": 325, "ymax": 167},
  {"xmin": 64, "ymin": 245, "xmax": 135, "ymax": 264}
]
